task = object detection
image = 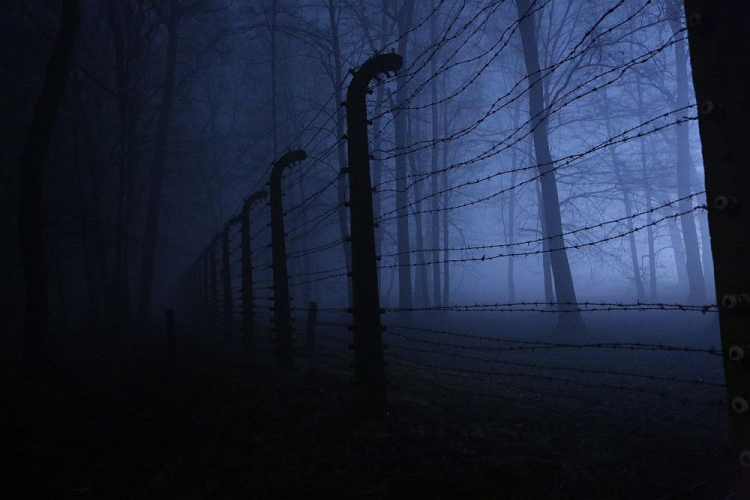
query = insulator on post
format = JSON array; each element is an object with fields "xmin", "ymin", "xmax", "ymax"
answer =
[
  {"xmin": 699, "ymin": 101, "xmax": 715, "ymax": 116},
  {"xmin": 729, "ymin": 345, "xmax": 747, "ymax": 361},
  {"xmin": 722, "ymin": 294, "xmax": 750, "ymax": 310},
  {"xmin": 714, "ymin": 195, "xmax": 738, "ymax": 211},
  {"xmin": 731, "ymin": 396, "xmax": 749, "ymax": 414}
]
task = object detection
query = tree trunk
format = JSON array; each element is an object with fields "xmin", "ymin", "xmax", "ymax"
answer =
[
  {"xmin": 394, "ymin": 0, "xmax": 415, "ymax": 311},
  {"xmin": 441, "ymin": 114, "xmax": 450, "ymax": 306},
  {"xmin": 107, "ymin": 0, "xmax": 140, "ymax": 325},
  {"xmin": 603, "ymin": 92, "xmax": 646, "ymax": 300},
  {"xmin": 327, "ymin": 0, "xmax": 353, "ymax": 305},
  {"xmin": 430, "ymin": 0, "xmax": 442, "ymax": 308},
  {"xmin": 536, "ymin": 180, "xmax": 556, "ymax": 304},
  {"xmin": 507, "ymin": 169, "xmax": 518, "ymax": 303},
  {"xmin": 637, "ymin": 78, "xmax": 658, "ymax": 300},
  {"xmin": 138, "ymin": 11, "xmax": 179, "ymax": 325},
  {"xmin": 668, "ymin": 217, "xmax": 689, "ymax": 289},
  {"xmin": 515, "ymin": 0, "xmax": 583, "ymax": 332},
  {"xmin": 270, "ymin": 0, "xmax": 278, "ymax": 156},
  {"xmin": 668, "ymin": 0, "xmax": 705, "ymax": 302},
  {"xmin": 408, "ymin": 114, "xmax": 430, "ymax": 308},
  {"xmin": 18, "ymin": 0, "xmax": 80, "ymax": 371}
]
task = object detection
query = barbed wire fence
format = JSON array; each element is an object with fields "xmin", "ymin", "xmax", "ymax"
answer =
[{"xmin": 171, "ymin": 0, "xmax": 745, "ymax": 487}]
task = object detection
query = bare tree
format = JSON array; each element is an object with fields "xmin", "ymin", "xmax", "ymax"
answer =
[
  {"xmin": 18, "ymin": 0, "xmax": 80, "ymax": 370},
  {"xmin": 515, "ymin": 0, "xmax": 584, "ymax": 333}
]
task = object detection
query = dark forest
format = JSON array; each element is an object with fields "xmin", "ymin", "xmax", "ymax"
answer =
[{"xmin": 2, "ymin": 0, "xmax": 749, "ymax": 498}]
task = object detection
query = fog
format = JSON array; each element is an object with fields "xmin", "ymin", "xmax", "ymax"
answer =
[{"xmin": 1, "ymin": 0, "xmax": 743, "ymax": 498}]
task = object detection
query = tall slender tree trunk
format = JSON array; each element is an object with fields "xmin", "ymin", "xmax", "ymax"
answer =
[
  {"xmin": 373, "ymin": 10, "xmax": 387, "ymax": 289},
  {"xmin": 668, "ymin": 217, "xmax": 689, "ymax": 288},
  {"xmin": 71, "ymin": 125, "xmax": 101, "ymax": 324},
  {"xmin": 394, "ymin": 0, "xmax": 415, "ymax": 310},
  {"xmin": 270, "ymin": 0, "xmax": 278, "ymax": 156},
  {"xmin": 107, "ymin": 0, "xmax": 140, "ymax": 325},
  {"xmin": 429, "ymin": 0, "xmax": 442, "ymax": 307},
  {"xmin": 18, "ymin": 0, "xmax": 80, "ymax": 371},
  {"xmin": 637, "ymin": 77, "xmax": 658, "ymax": 300},
  {"xmin": 536, "ymin": 180, "xmax": 555, "ymax": 304},
  {"xmin": 603, "ymin": 92, "xmax": 646, "ymax": 300},
  {"xmin": 441, "ymin": 109, "xmax": 450, "ymax": 306},
  {"xmin": 668, "ymin": 0, "xmax": 705, "ymax": 302},
  {"xmin": 507, "ymin": 168, "xmax": 518, "ymax": 303},
  {"xmin": 327, "ymin": 0, "xmax": 353, "ymax": 304},
  {"xmin": 408, "ymin": 113, "xmax": 429, "ymax": 308},
  {"xmin": 138, "ymin": 9, "xmax": 180, "ymax": 325},
  {"xmin": 515, "ymin": 0, "xmax": 583, "ymax": 332}
]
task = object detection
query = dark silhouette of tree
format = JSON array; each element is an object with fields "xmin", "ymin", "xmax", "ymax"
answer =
[
  {"xmin": 515, "ymin": 0, "xmax": 584, "ymax": 333},
  {"xmin": 18, "ymin": 0, "xmax": 80, "ymax": 371}
]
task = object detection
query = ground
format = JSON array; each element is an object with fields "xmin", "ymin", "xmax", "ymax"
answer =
[{"xmin": 2, "ymin": 322, "xmax": 747, "ymax": 499}]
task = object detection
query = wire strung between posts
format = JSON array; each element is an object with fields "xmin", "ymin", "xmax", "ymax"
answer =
[
  {"xmin": 382, "ymin": 329, "xmax": 721, "ymax": 356},
  {"xmin": 375, "ymin": 106, "xmax": 696, "ymax": 223},
  {"xmin": 373, "ymin": 31, "xmax": 689, "ymax": 193},
  {"xmin": 285, "ymin": 204, "xmax": 707, "ymax": 281},
  {"xmin": 380, "ymin": 192, "xmax": 704, "ymax": 258},
  {"xmin": 387, "ymin": 354, "xmax": 724, "ymax": 409},
  {"xmin": 369, "ymin": 0, "xmax": 656, "ymax": 165}
]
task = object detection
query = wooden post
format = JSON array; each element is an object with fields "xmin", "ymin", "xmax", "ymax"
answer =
[
  {"xmin": 305, "ymin": 301, "xmax": 318, "ymax": 353},
  {"xmin": 269, "ymin": 150, "xmax": 307, "ymax": 367},
  {"xmin": 210, "ymin": 234, "xmax": 220, "ymax": 323},
  {"xmin": 193, "ymin": 262, "xmax": 201, "ymax": 312},
  {"xmin": 345, "ymin": 52, "xmax": 403, "ymax": 412},
  {"xmin": 222, "ymin": 221, "xmax": 234, "ymax": 340},
  {"xmin": 241, "ymin": 190, "xmax": 268, "ymax": 350},
  {"xmin": 165, "ymin": 308, "xmax": 176, "ymax": 355},
  {"xmin": 202, "ymin": 250, "xmax": 209, "ymax": 319},
  {"xmin": 683, "ymin": 1, "xmax": 750, "ymax": 469}
]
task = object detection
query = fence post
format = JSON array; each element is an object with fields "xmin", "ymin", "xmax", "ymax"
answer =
[
  {"xmin": 241, "ymin": 190, "xmax": 268, "ymax": 350},
  {"xmin": 683, "ymin": 0, "xmax": 750, "ymax": 470},
  {"xmin": 345, "ymin": 52, "xmax": 403, "ymax": 412},
  {"xmin": 222, "ymin": 221, "xmax": 235, "ymax": 340},
  {"xmin": 269, "ymin": 150, "xmax": 307, "ymax": 368},
  {"xmin": 193, "ymin": 262, "xmax": 201, "ymax": 314},
  {"xmin": 165, "ymin": 308, "xmax": 176, "ymax": 355},
  {"xmin": 202, "ymin": 250, "xmax": 209, "ymax": 320},
  {"xmin": 210, "ymin": 234, "xmax": 220, "ymax": 324},
  {"xmin": 305, "ymin": 301, "xmax": 318, "ymax": 353}
]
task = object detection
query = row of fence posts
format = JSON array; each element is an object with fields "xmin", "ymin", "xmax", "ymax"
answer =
[
  {"xmin": 173, "ymin": 39, "xmax": 750, "ymax": 470},
  {"xmin": 175, "ymin": 52, "xmax": 405, "ymax": 413}
]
